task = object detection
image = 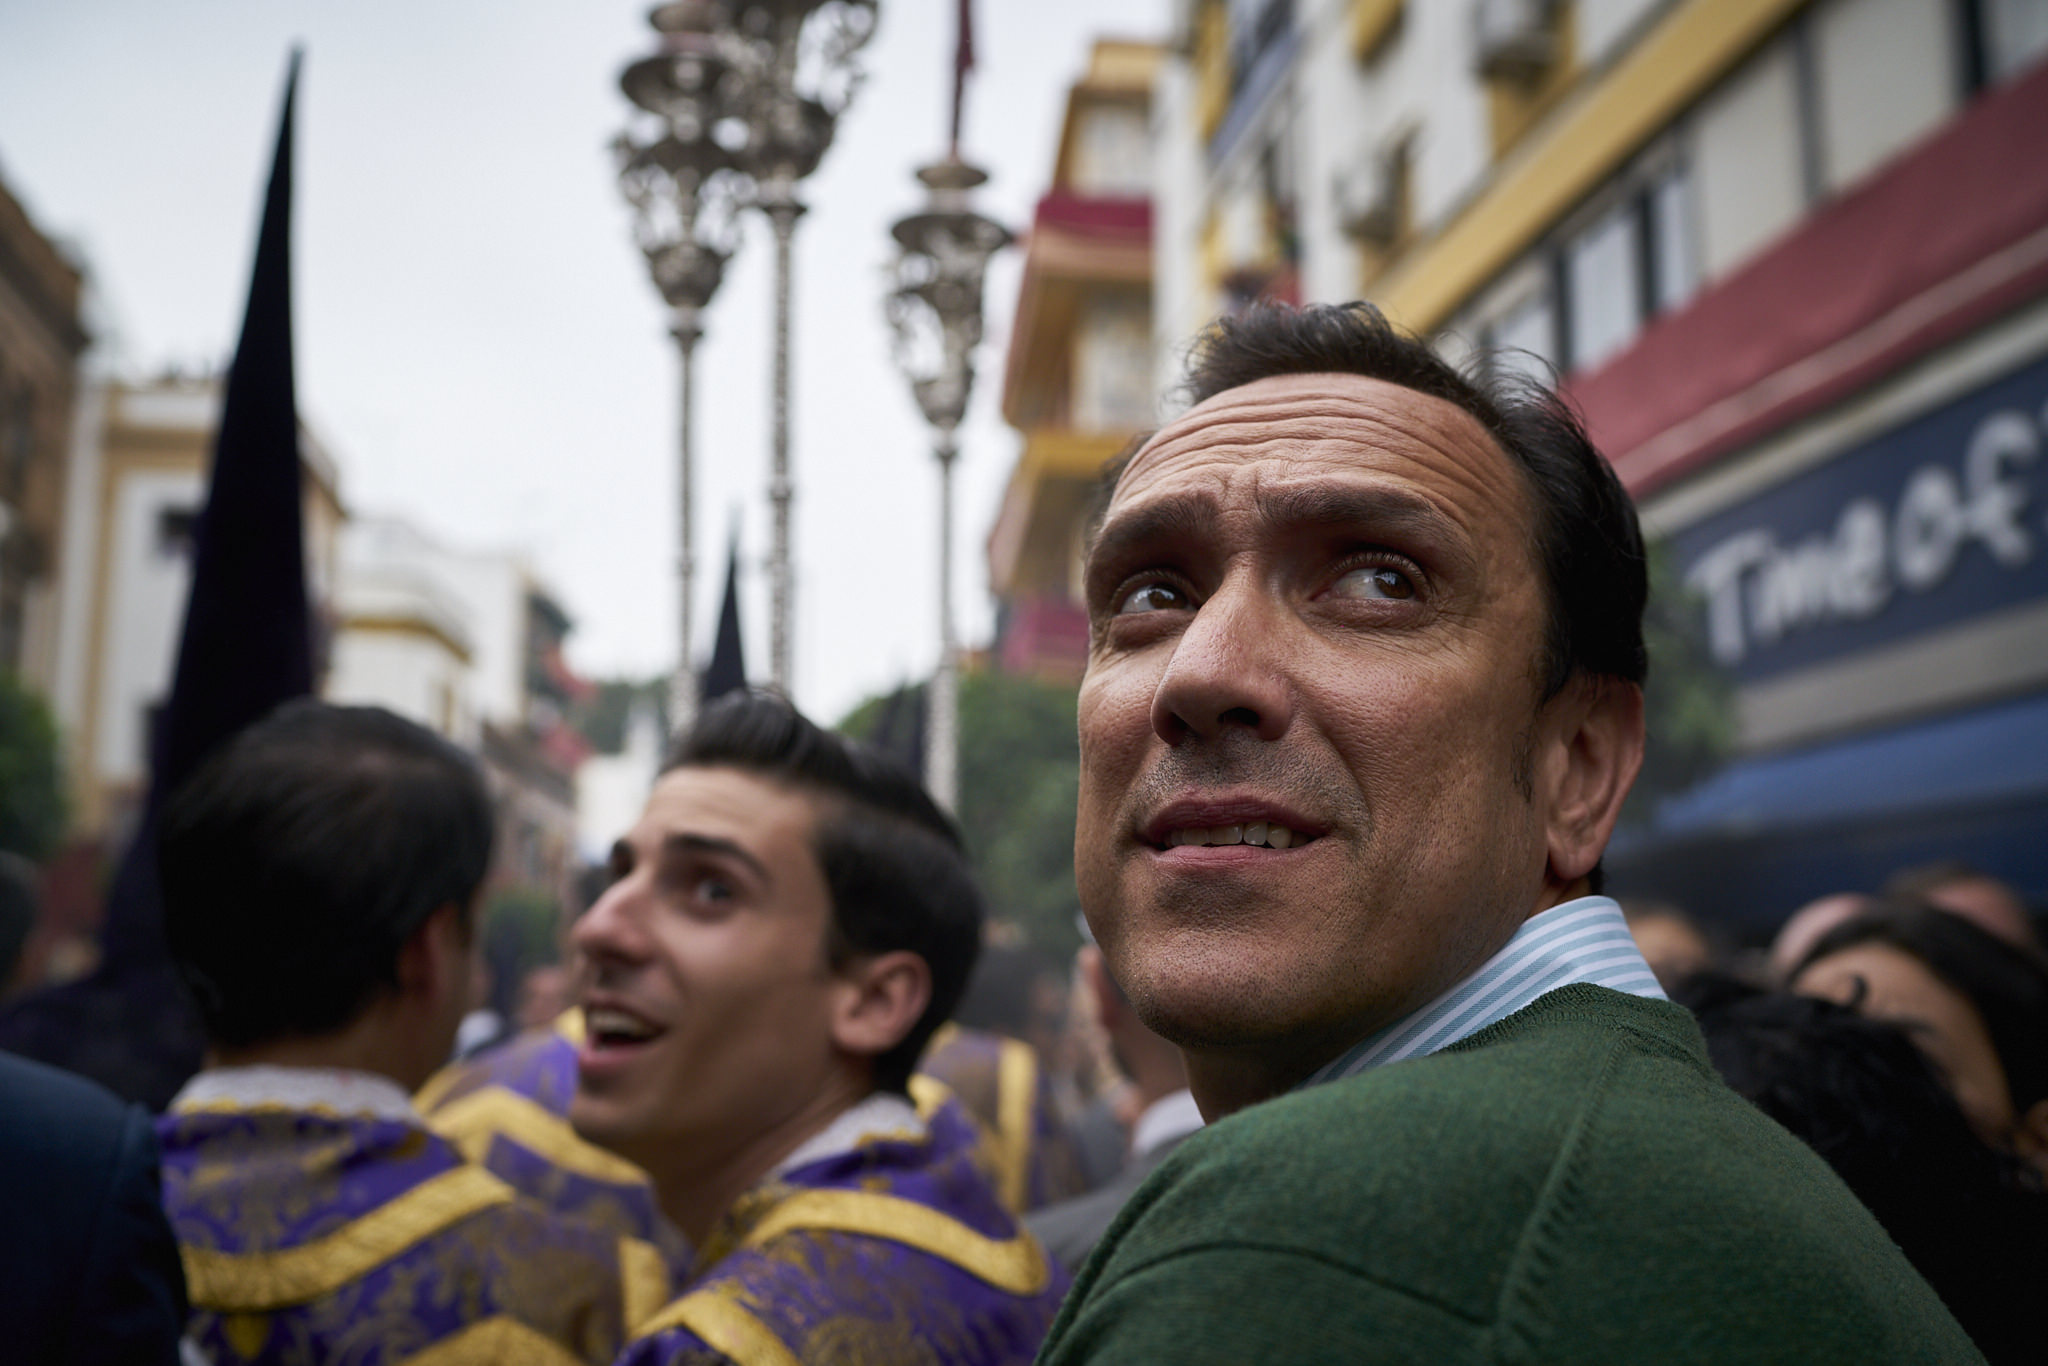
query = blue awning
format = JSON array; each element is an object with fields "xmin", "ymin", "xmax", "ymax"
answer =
[
  {"xmin": 1641, "ymin": 690, "xmax": 2048, "ymax": 838},
  {"xmin": 1606, "ymin": 690, "xmax": 2048, "ymax": 933}
]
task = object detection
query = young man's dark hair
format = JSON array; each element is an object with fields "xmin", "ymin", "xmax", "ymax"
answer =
[
  {"xmin": 664, "ymin": 689, "xmax": 983, "ymax": 1093},
  {"xmin": 159, "ymin": 698, "xmax": 495, "ymax": 1049},
  {"xmin": 1683, "ymin": 977, "xmax": 2048, "ymax": 1364},
  {"xmin": 1794, "ymin": 899, "xmax": 2048, "ymax": 1115},
  {"xmin": 1102, "ymin": 299, "xmax": 1648, "ymax": 703}
]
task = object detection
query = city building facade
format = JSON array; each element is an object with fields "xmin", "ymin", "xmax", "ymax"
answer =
[
  {"xmin": 989, "ymin": 39, "xmax": 1164, "ymax": 680},
  {"xmin": 0, "ymin": 172, "xmax": 89, "ymax": 694},
  {"xmin": 1146, "ymin": 0, "xmax": 2048, "ymax": 926}
]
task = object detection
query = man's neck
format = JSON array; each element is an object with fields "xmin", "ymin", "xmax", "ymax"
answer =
[
  {"xmin": 655, "ymin": 1073, "xmax": 873, "ymax": 1247},
  {"xmin": 213, "ymin": 1024, "xmax": 421, "ymax": 1094}
]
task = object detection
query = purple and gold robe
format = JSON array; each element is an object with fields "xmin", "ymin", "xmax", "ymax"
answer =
[
  {"xmin": 159, "ymin": 1068, "xmax": 668, "ymax": 1365},
  {"xmin": 415, "ymin": 1010, "xmax": 689, "ymax": 1271},
  {"xmin": 621, "ymin": 1095, "xmax": 1070, "ymax": 1366},
  {"xmin": 911, "ymin": 1024, "xmax": 1088, "ymax": 1214}
]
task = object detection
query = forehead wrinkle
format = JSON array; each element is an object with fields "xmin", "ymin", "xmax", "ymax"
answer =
[{"xmin": 1128, "ymin": 390, "xmax": 1511, "ymax": 508}]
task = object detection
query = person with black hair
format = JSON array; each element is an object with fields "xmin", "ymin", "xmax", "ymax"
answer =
[
  {"xmin": 1792, "ymin": 898, "xmax": 2048, "ymax": 1175},
  {"xmin": 1685, "ymin": 977, "xmax": 2048, "ymax": 1364},
  {"xmin": 154, "ymin": 700, "xmax": 664, "ymax": 1365},
  {"xmin": 573, "ymin": 690, "xmax": 1067, "ymax": 1365},
  {"xmin": 1038, "ymin": 301, "xmax": 1978, "ymax": 1365}
]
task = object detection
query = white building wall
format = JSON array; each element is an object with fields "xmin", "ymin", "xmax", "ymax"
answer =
[
  {"xmin": 1296, "ymin": 0, "xmax": 1366, "ymax": 307},
  {"xmin": 1401, "ymin": 0, "xmax": 1492, "ymax": 235},
  {"xmin": 95, "ymin": 467, "xmax": 202, "ymax": 785},
  {"xmin": 326, "ymin": 627, "xmax": 469, "ymax": 740},
  {"xmin": 1693, "ymin": 36, "xmax": 1810, "ymax": 280},
  {"xmin": 1811, "ymin": 0, "xmax": 1956, "ymax": 191},
  {"xmin": 1151, "ymin": 36, "xmax": 1207, "ymax": 400},
  {"xmin": 575, "ymin": 700, "xmax": 663, "ymax": 860}
]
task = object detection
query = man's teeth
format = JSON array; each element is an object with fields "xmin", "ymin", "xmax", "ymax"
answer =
[
  {"xmin": 585, "ymin": 1008, "xmax": 657, "ymax": 1041},
  {"xmin": 1166, "ymin": 822, "xmax": 1302, "ymax": 849}
]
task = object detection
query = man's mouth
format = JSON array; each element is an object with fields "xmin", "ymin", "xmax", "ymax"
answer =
[
  {"xmin": 583, "ymin": 1005, "xmax": 662, "ymax": 1051},
  {"xmin": 1161, "ymin": 821, "xmax": 1312, "ymax": 850}
]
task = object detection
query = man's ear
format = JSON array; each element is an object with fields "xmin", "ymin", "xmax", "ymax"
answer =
[
  {"xmin": 1542, "ymin": 675, "xmax": 1645, "ymax": 888},
  {"xmin": 830, "ymin": 950, "xmax": 932, "ymax": 1064}
]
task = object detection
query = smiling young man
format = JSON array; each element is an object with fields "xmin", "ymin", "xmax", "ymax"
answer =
[
  {"xmin": 570, "ymin": 692, "xmax": 1067, "ymax": 1365},
  {"xmin": 1036, "ymin": 303, "xmax": 1982, "ymax": 1365}
]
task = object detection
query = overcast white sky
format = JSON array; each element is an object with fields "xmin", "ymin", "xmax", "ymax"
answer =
[{"xmin": 0, "ymin": 0, "xmax": 1171, "ymax": 726}]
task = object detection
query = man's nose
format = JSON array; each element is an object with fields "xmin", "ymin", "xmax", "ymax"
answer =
[
  {"xmin": 571, "ymin": 878, "xmax": 651, "ymax": 968},
  {"xmin": 1148, "ymin": 578, "xmax": 1293, "ymax": 744}
]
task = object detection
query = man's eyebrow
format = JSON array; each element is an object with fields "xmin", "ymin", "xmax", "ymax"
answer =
[
  {"xmin": 1251, "ymin": 482, "xmax": 1463, "ymax": 543},
  {"xmin": 660, "ymin": 832, "xmax": 771, "ymax": 884},
  {"xmin": 1085, "ymin": 496, "xmax": 1218, "ymax": 583}
]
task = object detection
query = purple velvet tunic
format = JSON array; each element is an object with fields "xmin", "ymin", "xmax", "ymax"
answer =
[
  {"xmin": 620, "ymin": 1100, "xmax": 1070, "ymax": 1366},
  {"xmin": 415, "ymin": 1016, "xmax": 690, "ymax": 1272},
  {"xmin": 158, "ymin": 1101, "xmax": 666, "ymax": 1365}
]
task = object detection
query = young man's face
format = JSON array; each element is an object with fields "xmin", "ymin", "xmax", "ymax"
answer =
[
  {"xmin": 1075, "ymin": 372, "xmax": 1569, "ymax": 1094},
  {"xmin": 568, "ymin": 766, "xmax": 846, "ymax": 1176}
]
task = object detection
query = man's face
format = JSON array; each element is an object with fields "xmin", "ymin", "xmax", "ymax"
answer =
[
  {"xmin": 569, "ymin": 766, "xmax": 844, "ymax": 1174},
  {"xmin": 1075, "ymin": 372, "xmax": 1561, "ymax": 1085}
]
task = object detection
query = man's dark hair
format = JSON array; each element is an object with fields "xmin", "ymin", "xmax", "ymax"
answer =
[
  {"xmin": 1792, "ymin": 899, "xmax": 2048, "ymax": 1113},
  {"xmin": 1682, "ymin": 976, "xmax": 2048, "ymax": 1362},
  {"xmin": 1105, "ymin": 300, "xmax": 1648, "ymax": 701},
  {"xmin": 665, "ymin": 690, "xmax": 983, "ymax": 1094},
  {"xmin": 159, "ymin": 699, "xmax": 495, "ymax": 1050}
]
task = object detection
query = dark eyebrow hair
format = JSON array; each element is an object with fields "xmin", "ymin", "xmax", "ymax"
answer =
[
  {"xmin": 661, "ymin": 832, "xmax": 772, "ymax": 885},
  {"xmin": 1085, "ymin": 480, "xmax": 1475, "ymax": 605},
  {"xmin": 1251, "ymin": 482, "xmax": 1465, "ymax": 545},
  {"xmin": 1083, "ymin": 495, "xmax": 1219, "ymax": 600}
]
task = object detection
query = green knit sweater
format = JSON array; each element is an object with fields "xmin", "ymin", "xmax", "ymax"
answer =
[{"xmin": 1036, "ymin": 985, "xmax": 1983, "ymax": 1365}]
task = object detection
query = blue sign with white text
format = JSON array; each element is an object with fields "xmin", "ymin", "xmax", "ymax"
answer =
[{"xmin": 1667, "ymin": 348, "xmax": 2048, "ymax": 683}]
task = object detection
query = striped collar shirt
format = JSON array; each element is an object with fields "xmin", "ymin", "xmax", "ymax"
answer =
[{"xmin": 1301, "ymin": 895, "xmax": 1665, "ymax": 1089}]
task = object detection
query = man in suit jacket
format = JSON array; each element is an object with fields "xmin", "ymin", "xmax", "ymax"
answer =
[
  {"xmin": 1027, "ymin": 944, "xmax": 1200, "ymax": 1271},
  {"xmin": 0, "ymin": 1049, "xmax": 189, "ymax": 1365}
]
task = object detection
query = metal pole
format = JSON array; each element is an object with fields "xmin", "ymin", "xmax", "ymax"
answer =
[
  {"xmin": 926, "ymin": 428, "xmax": 959, "ymax": 812},
  {"xmin": 764, "ymin": 194, "xmax": 803, "ymax": 695},
  {"xmin": 668, "ymin": 311, "xmax": 703, "ymax": 737}
]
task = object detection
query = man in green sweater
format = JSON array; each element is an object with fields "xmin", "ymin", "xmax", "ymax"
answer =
[{"xmin": 1040, "ymin": 301, "xmax": 1983, "ymax": 1363}]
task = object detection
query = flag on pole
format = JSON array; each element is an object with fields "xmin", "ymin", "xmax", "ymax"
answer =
[
  {"xmin": 700, "ymin": 534, "xmax": 747, "ymax": 704},
  {"xmin": 0, "ymin": 53, "xmax": 313, "ymax": 1107}
]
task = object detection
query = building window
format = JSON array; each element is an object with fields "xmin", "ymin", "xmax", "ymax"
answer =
[
  {"xmin": 1564, "ymin": 203, "xmax": 1642, "ymax": 374},
  {"xmin": 156, "ymin": 506, "xmax": 199, "ymax": 559},
  {"xmin": 1964, "ymin": 0, "xmax": 2048, "ymax": 88},
  {"xmin": 1647, "ymin": 162, "xmax": 1699, "ymax": 314},
  {"xmin": 1487, "ymin": 288, "xmax": 1559, "ymax": 382},
  {"xmin": 1557, "ymin": 160, "xmax": 1697, "ymax": 374}
]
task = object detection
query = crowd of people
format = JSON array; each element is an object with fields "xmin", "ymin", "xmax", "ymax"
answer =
[{"xmin": 5, "ymin": 300, "xmax": 2045, "ymax": 1364}]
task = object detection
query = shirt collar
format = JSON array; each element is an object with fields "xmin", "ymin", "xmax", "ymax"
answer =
[
  {"xmin": 1302, "ymin": 895, "xmax": 1665, "ymax": 1089},
  {"xmin": 171, "ymin": 1064, "xmax": 422, "ymax": 1123},
  {"xmin": 1130, "ymin": 1088, "xmax": 1204, "ymax": 1159},
  {"xmin": 768, "ymin": 1091, "xmax": 927, "ymax": 1179}
]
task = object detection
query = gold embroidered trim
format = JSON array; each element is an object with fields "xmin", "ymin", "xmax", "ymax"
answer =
[
  {"xmin": 396, "ymin": 1315, "xmax": 586, "ymax": 1366},
  {"xmin": 906, "ymin": 1073, "xmax": 952, "ymax": 1122},
  {"xmin": 742, "ymin": 1189, "xmax": 1050, "ymax": 1294},
  {"xmin": 182, "ymin": 1165, "xmax": 514, "ymax": 1310},
  {"xmin": 411, "ymin": 1062, "xmax": 463, "ymax": 1115},
  {"xmin": 636, "ymin": 1284, "xmax": 801, "ymax": 1366},
  {"xmin": 619, "ymin": 1235, "xmax": 673, "ymax": 1333},
  {"xmin": 552, "ymin": 1006, "xmax": 587, "ymax": 1046},
  {"xmin": 427, "ymin": 1086, "xmax": 652, "ymax": 1187},
  {"xmin": 994, "ymin": 1037, "xmax": 1037, "ymax": 1213}
]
